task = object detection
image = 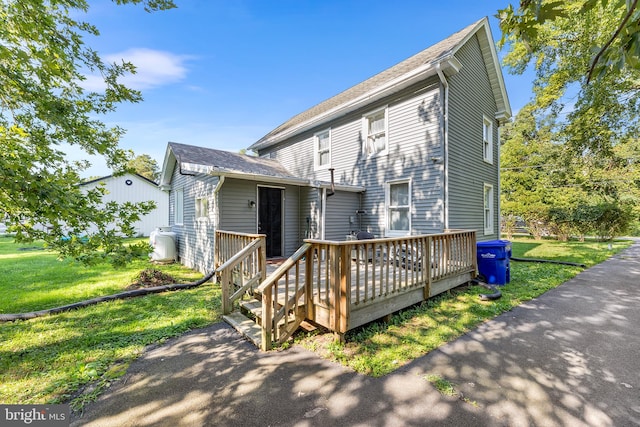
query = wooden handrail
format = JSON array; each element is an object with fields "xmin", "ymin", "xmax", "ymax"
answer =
[
  {"xmin": 218, "ymin": 238, "xmax": 263, "ymax": 272},
  {"xmin": 257, "ymin": 243, "xmax": 312, "ymax": 292},
  {"xmin": 258, "ymin": 242, "xmax": 312, "ymax": 350},
  {"xmin": 217, "ymin": 231, "xmax": 266, "ymax": 315}
]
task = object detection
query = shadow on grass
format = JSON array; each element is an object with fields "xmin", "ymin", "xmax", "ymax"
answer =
[{"xmin": 0, "ymin": 285, "xmax": 222, "ymax": 407}]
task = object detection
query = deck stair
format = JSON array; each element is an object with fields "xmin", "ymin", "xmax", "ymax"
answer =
[
  {"xmin": 217, "ymin": 230, "xmax": 478, "ymax": 351},
  {"xmin": 222, "ymin": 292, "xmax": 306, "ymax": 348}
]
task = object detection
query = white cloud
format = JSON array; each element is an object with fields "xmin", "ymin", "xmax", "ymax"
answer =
[{"xmin": 81, "ymin": 48, "xmax": 191, "ymax": 91}]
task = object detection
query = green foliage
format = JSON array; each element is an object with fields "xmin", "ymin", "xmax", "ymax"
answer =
[
  {"xmin": 425, "ymin": 374, "xmax": 458, "ymax": 397},
  {"xmin": 497, "ymin": 1, "xmax": 640, "ymax": 190},
  {"xmin": 127, "ymin": 153, "xmax": 160, "ymax": 182},
  {"xmin": 497, "ymin": 0, "xmax": 640, "ymax": 82},
  {"xmin": 501, "ymin": 102, "xmax": 640, "ymax": 240},
  {"xmin": 0, "ymin": 0, "xmax": 174, "ymax": 265}
]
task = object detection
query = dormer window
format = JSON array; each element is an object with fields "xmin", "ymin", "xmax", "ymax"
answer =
[
  {"xmin": 314, "ymin": 129, "xmax": 331, "ymax": 170},
  {"xmin": 363, "ymin": 106, "xmax": 388, "ymax": 157}
]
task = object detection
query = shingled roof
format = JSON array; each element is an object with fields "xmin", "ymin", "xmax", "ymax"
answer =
[
  {"xmin": 250, "ymin": 17, "xmax": 510, "ymax": 151},
  {"xmin": 160, "ymin": 142, "xmax": 365, "ymax": 192},
  {"xmin": 166, "ymin": 142, "xmax": 302, "ymax": 181}
]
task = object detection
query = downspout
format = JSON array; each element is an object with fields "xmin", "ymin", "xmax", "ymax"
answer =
[
  {"xmin": 436, "ymin": 62, "xmax": 450, "ymax": 230},
  {"xmin": 320, "ymin": 188, "xmax": 326, "ymax": 240},
  {"xmin": 213, "ymin": 175, "xmax": 225, "ymax": 230},
  {"xmin": 497, "ymin": 125, "xmax": 502, "ymax": 236}
]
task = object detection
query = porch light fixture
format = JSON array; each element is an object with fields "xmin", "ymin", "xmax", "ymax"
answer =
[{"xmin": 248, "ymin": 200, "xmax": 256, "ymax": 208}]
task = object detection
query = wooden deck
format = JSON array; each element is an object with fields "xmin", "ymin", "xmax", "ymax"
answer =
[{"xmin": 216, "ymin": 230, "xmax": 478, "ymax": 350}]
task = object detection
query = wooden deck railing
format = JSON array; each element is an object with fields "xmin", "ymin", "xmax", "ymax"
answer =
[
  {"xmin": 256, "ymin": 243, "xmax": 312, "ymax": 350},
  {"xmin": 216, "ymin": 230, "xmax": 266, "ymax": 315},
  {"xmin": 255, "ymin": 229, "xmax": 476, "ymax": 350}
]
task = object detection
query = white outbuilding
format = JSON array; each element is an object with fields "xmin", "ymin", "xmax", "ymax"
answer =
[{"xmin": 81, "ymin": 173, "xmax": 169, "ymax": 237}]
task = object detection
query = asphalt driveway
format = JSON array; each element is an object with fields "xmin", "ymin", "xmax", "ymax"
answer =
[{"xmin": 71, "ymin": 240, "xmax": 640, "ymax": 426}]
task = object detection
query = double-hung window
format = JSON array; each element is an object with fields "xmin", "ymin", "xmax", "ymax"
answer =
[
  {"xmin": 484, "ymin": 184, "xmax": 494, "ymax": 235},
  {"xmin": 386, "ymin": 180, "xmax": 411, "ymax": 236},
  {"xmin": 314, "ymin": 129, "xmax": 331, "ymax": 170},
  {"xmin": 483, "ymin": 115, "xmax": 493, "ymax": 163},
  {"xmin": 363, "ymin": 107, "xmax": 388, "ymax": 157},
  {"xmin": 174, "ymin": 189, "xmax": 184, "ymax": 225},
  {"xmin": 195, "ymin": 197, "xmax": 208, "ymax": 219}
]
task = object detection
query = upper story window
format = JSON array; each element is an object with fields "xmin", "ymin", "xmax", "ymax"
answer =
[
  {"xmin": 484, "ymin": 183, "xmax": 494, "ymax": 235},
  {"xmin": 386, "ymin": 179, "xmax": 411, "ymax": 236},
  {"xmin": 314, "ymin": 129, "xmax": 331, "ymax": 170},
  {"xmin": 174, "ymin": 188, "xmax": 184, "ymax": 225},
  {"xmin": 363, "ymin": 106, "xmax": 388, "ymax": 157},
  {"xmin": 483, "ymin": 115, "xmax": 493, "ymax": 164},
  {"xmin": 195, "ymin": 197, "xmax": 208, "ymax": 219}
]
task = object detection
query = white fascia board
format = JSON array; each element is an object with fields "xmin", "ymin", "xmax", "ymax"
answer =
[
  {"xmin": 209, "ymin": 170, "xmax": 310, "ymax": 187},
  {"xmin": 259, "ymin": 61, "xmax": 443, "ymax": 148},
  {"xmin": 314, "ymin": 181, "xmax": 366, "ymax": 193},
  {"xmin": 159, "ymin": 146, "xmax": 176, "ymax": 187},
  {"xmin": 180, "ymin": 162, "xmax": 213, "ymax": 175}
]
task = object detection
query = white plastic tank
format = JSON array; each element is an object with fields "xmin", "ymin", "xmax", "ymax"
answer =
[{"xmin": 150, "ymin": 227, "xmax": 177, "ymax": 262}]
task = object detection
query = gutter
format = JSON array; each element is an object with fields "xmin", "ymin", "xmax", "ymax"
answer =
[
  {"xmin": 208, "ymin": 169, "xmax": 366, "ymax": 193},
  {"xmin": 436, "ymin": 62, "xmax": 450, "ymax": 230}
]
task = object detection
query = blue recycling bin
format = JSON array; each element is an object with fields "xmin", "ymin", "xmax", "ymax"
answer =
[{"xmin": 477, "ymin": 240, "xmax": 511, "ymax": 285}]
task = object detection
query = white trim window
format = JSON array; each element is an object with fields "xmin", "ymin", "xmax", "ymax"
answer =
[
  {"xmin": 386, "ymin": 180, "xmax": 411, "ymax": 236},
  {"xmin": 484, "ymin": 183, "xmax": 494, "ymax": 235},
  {"xmin": 362, "ymin": 106, "xmax": 388, "ymax": 157},
  {"xmin": 314, "ymin": 129, "xmax": 331, "ymax": 170},
  {"xmin": 483, "ymin": 115, "xmax": 493, "ymax": 164},
  {"xmin": 195, "ymin": 197, "xmax": 208, "ymax": 219},
  {"xmin": 174, "ymin": 188, "xmax": 184, "ymax": 225}
]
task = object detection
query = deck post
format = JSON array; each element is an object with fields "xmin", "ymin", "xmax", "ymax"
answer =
[
  {"xmin": 305, "ymin": 244, "xmax": 314, "ymax": 320},
  {"xmin": 339, "ymin": 244, "xmax": 350, "ymax": 333},
  {"xmin": 261, "ymin": 286, "xmax": 273, "ymax": 351},
  {"xmin": 221, "ymin": 268, "xmax": 231, "ymax": 314},
  {"xmin": 425, "ymin": 236, "xmax": 432, "ymax": 299},
  {"xmin": 471, "ymin": 230, "xmax": 478, "ymax": 277},
  {"xmin": 258, "ymin": 236, "xmax": 267, "ymax": 282},
  {"xmin": 214, "ymin": 231, "xmax": 220, "ymax": 270},
  {"xmin": 328, "ymin": 243, "xmax": 340, "ymax": 332}
]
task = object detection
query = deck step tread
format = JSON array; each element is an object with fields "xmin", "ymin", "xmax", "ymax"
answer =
[
  {"xmin": 240, "ymin": 299, "xmax": 262, "ymax": 318},
  {"xmin": 223, "ymin": 312, "xmax": 262, "ymax": 348}
]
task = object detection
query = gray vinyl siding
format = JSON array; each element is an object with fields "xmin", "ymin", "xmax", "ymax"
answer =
[
  {"xmin": 447, "ymin": 34, "xmax": 499, "ymax": 241},
  {"xmin": 300, "ymin": 188, "xmax": 321, "ymax": 240},
  {"xmin": 260, "ymin": 77, "xmax": 444, "ymax": 239},
  {"xmin": 169, "ymin": 168, "xmax": 219, "ymax": 273},
  {"xmin": 219, "ymin": 178, "xmax": 258, "ymax": 234},
  {"xmin": 219, "ymin": 178, "xmax": 302, "ymax": 257},
  {"xmin": 325, "ymin": 191, "xmax": 360, "ymax": 240}
]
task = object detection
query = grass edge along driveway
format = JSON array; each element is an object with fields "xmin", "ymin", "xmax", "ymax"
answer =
[
  {"xmin": 0, "ymin": 236, "xmax": 632, "ymax": 411},
  {"xmin": 295, "ymin": 238, "xmax": 633, "ymax": 377}
]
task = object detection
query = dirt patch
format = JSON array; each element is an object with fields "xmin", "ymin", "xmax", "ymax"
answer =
[{"xmin": 127, "ymin": 269, "xmax": 178, "ymax": 290}]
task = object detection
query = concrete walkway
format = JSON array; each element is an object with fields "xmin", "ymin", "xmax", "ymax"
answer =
[{"xmin": 71, "ymin": 241, "xmax": 640, "ymax": 426}]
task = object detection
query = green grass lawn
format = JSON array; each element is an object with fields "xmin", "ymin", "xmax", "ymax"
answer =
[
  {"xmin": 0, "ymin": 236, "xmax": 221, "ymax": 410},
  {"xmin": 0, "ymin": 235, "xmax": 632, "ymax": 410},
  {"xmin": 296, "ymin": 237, "xmax": 633, "ymax": 376}
]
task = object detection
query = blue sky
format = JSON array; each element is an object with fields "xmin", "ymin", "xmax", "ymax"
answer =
[{"xmin": 77, "ymin": 0, "xmax": 533, "ymax": 177}]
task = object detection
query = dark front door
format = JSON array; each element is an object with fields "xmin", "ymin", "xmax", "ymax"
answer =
[{"xmin": 258, "ymin": 187, "xmax": 283, "ymax": 258}]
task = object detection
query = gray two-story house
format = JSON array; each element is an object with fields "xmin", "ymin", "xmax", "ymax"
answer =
[{"xmin": 159, "ymin": 17, "xmax": 511, "ymax": 273}]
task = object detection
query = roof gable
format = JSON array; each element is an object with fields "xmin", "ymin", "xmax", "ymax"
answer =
[
  {"xmin": 250, "ymin": 17, "xmax": 510, "ymax": 151},
  {"xmin": 81, "ymin": 172, "xmax": 158, "ymax": 187}
]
